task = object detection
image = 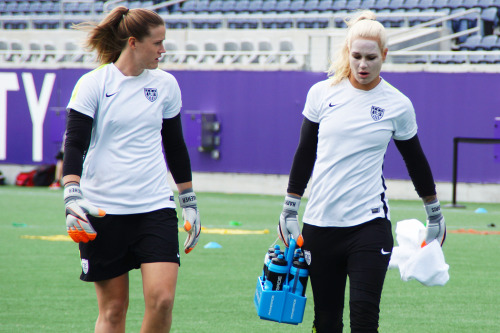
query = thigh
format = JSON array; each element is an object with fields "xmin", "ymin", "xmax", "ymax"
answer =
[
  {"xmin": 141, "ymin": 262, "xmax": 178, "ymax": 305},
  {"xmin": 94, "ymin": 273, "xmax": 130, "ymax": 311}
]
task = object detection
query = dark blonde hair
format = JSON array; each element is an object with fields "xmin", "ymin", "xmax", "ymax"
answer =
[
  {"xmin": 75, "ymin": 6, "xmax": 164, "ymax": 64},
  {"xmin": 328, "ymin": 10, "xmax": 387, "ymax": 85}
]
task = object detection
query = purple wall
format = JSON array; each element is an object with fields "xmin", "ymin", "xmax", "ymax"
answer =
[{"xmin": 1, "ymin": 68, "xmax": 499, "ymax": 183}]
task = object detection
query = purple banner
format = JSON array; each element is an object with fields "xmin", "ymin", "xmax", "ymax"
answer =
[{"xmin": 0, "ymin": 69, "xmax": 499, "ymax": 183}]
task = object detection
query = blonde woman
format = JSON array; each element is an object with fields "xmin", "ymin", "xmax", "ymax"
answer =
[
  {"xmin": 62, "ymin": 7, "xmax": 200, "ymax": 332},
  {"xmin": 278, "ymin": 11, "xmax": 445, "ymax": 332}
]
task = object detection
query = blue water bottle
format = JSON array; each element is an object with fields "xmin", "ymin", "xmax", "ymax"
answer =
[
  {"xmin": 289, "ymin": 257, "xmax": 308, "ymax": 296},
  {"xmin": 264, "ymin": 254, "xmax": 288, "ymax": 291}
]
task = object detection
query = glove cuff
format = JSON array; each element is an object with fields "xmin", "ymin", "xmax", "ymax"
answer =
[
  {"xmin": 179, "ymin": 190, "xmax": 197, "ymax": 208},
  {"xmin": 283, "ymin": 194, "xmax": 300, "ymax": 213},
  {"xmin": 424, "ymin": 199, "xmax": 442, "ymax": 219},
  {"xmin": 64, "ymin": 183, "xmax": 83, "ymax": 203}
]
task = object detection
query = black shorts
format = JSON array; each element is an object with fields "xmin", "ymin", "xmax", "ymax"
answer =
[{"xmin": 79, "ymin": 208, "xmax": 180, "ymax": 282}]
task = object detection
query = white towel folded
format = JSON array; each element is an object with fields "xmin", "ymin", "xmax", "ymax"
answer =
[{"xmin": 389, "ymin": 219, "xmax": 449, "ymax": 286}]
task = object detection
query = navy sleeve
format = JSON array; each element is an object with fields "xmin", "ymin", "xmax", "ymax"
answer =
[
  {"xmin": 162, "ymin": 113, "xmax": 192, "ymax": 184},
  {"xmin": 287, "ymin": 117, "xmax": 319, "ymax": 196},
  {"xmin": 62, "ymin": 109, "xmax": 93, "ymax": 177},
  {"xmin": 394, "ymin": 134, "xmax": 436, "ymax": 197}
]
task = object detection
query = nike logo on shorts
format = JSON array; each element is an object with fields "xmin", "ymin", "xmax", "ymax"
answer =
[
  {"xmin": 106, "ymin": 92, "xmax": 118, "ymax": 97},
  {"xmin": 381, "ymin": 248, "xmax": 391, "ymax": 255},
  {"xmin": 329, "ymin": 103, "xmax": 338, "ymax": 107}
]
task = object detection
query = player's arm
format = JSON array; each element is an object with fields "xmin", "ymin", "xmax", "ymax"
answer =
[
  {"xmin": 278, "ymin": 117, "xmax": 318, "ymax": 247},
  {"xmin": 394, "ymin": 134, "xmax": 446, "ymax": 246},
  {"xmin": 162, "ymin": 114, "xmax": 200, "ymax": 254},
  {"xmin": 62, "ymin": 109, "xmax": 105, "ymax": 243}
]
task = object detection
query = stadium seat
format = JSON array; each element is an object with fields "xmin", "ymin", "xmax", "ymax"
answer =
[
  {"xmin": 221, "ymin": 39, "xmax": 239, "ymax": 63},
  {"xmin": 372, "ymin": 0, "xmax": 391, "ymax": 10},
  {"xmin": 62, "ymin": 41, "xmax": 84, "ymax": 63},
  {"xmin": 459, "ymin": 34, "xmax": 482, "ymax": 49},
  {"xmin": 331, "ymin": 0, "xmax": 348, "ymax": 11},
  {"xmin": 477, "ymin": 0, "xmax": 494, "ymax": 8},
  {"xmin": 248, "ymin": 0, "xmax": 264, "ymax": 12},
  {"xmin": 207, "ymin": 0, "xmax": 224, "ymax": 13},
  {"xmin": 161, "ymin": 39, "xmax": 180, "ymax": 63},
  {"xmin": 276, "ymin": 0, "xmax": 292, "ymax": 12},
  {"xmin": 234, "ymin": 0, "xmax": 250, "ymax": 12},
  {"xmin": 401, "ymin": 0, "xmax": 421, "ymax": 10},
  {"xmin": 261, "ymin": 0, "xmax": 278, "ymax": 12},
  {"xmin": 240, "ymin": 39, "xmax": 257, "ymax": 64},
  {"xmin": 447, "ymin": 0, "xmax": 465, "ymax": 9},
  {"xmin": 432, "ymin": 0, "xmax": 450, "ymax": 9},
  {"xmin": 417, "ymin": 0, "xmax": 434, "ymax": 9},
  {"xmin": 346, "ymin": 0, "xmax": 362, "ymax": 11},
  {"xmin": 221, "ymin": 0, "xmax": 237, "ymax": 13},
  {"xmin": 289, "ymin": 0, "xmax": 306, "ymax": 12},
  {"xmin": 481, "ymin": 7, "xmax": 499, "ymax": 35},
  {"xmin": 360, "ymin": 0, "xmax": 376, "ymax": 9},
  {"xmin": 180, "ymin": 0, "xmax": 197, "ymax": 13},
  {"xmin": 388, "ymin": 0, "xmax": 405, "ymax": 10},
  {"xmin": 303, "ymin": 0, "xmax": 320, "ymax": 12},
  {"xmin": 462, "ymin": 0, "xmax": 479, "ymax": 7},
  {"xmin": 184, "ymin": 40, "xmax": 200, "ymax": 64},
  {"xmin": 317, "ymin": 0, "xmax": 334, "ymax": 12},
  {"xmin": 201, "ymin": 40, "xmax": 218, "ymax": 64},
  {"xmin": 27, "ymin": 40, "xmax": 42, "ymax": 63},
  {"xmin": 479, "ymin": 34, "xmax": 498, "ymax": 49}
]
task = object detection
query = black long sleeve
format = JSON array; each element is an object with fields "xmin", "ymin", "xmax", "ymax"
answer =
[
  {"xmin": 394, "ymin": 134, "xmax": 436, "ymax": 197},
  {"xmin": 162, "ymin": 113, "xmax": 192, "ymax": 184},
  {"xmin": 62, "ymin": 109, "xmax": 93, "ymax": 177},
  {"xmin": 287, "ymin": 117, "xmax": 319, "ymax": 196}
]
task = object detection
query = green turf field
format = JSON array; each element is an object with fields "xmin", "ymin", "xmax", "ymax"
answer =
[{"xmin": 1, "ymin": 186, "xmax": 499, "ymax": 332}]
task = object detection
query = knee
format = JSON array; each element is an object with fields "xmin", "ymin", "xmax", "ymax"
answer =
[
  {"xmin": 100, "ymin": 299, "xmax": 129, "ymax": 325},
  {"xmin": 148, "ymin": 292, "xmax": 175, "ymax": 314}
]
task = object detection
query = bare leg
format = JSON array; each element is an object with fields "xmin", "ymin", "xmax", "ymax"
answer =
[
  {"xmin": 140, "ymin": 262, "xmax": 179, "ymax": 333},
  {"xmin": 94, "ymin": 273, "xmax": 129, "ymax": 333}
]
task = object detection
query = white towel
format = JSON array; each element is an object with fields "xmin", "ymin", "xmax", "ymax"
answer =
[{"xmin": 389, "ymin": 219, "xmax": 450, "ymax": 286}]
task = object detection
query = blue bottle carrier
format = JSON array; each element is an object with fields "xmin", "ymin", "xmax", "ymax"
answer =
[{"xmin": 254, "ymin": 239, "xmax": 307, "ymax": 325}]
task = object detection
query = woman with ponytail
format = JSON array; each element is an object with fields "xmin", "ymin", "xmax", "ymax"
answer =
[
  {"xmin": 62, "ymin": 6, "xmax": 200, "ymax": 332},
  {"xmin": 277, "ymin": 10, "xmax": 445, "ymax": 332}
]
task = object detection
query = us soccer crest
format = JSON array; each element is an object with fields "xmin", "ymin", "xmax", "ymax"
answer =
[
  {"xmin": 370, "ymin": 105, "xmax": 385, "ymax": 121},
  {"xmin": 81, "ymin": 259, "xmax": 89, "ymax": 274},
  {"xmin": 144, "ymin": 88, "xmax": 158, "ymax": 102}
]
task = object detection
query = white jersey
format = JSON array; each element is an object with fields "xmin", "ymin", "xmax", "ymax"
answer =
[
  {"xmin": 67, "ymin": 63, "xmax": 181, "ymax": 214},
  {"xmin": 302, "ymin": 78, "xmax": 417, "ymax": 227}
]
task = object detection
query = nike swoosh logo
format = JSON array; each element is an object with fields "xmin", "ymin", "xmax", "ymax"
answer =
[
  {"xmin": 381, "ymin": 248, "xmax": 391, "ymax": 255},
  {"xmin": 106, "ymin": 92, "xmax": 118, "ymax": 97},
  {"xmin": 329, "ymin": 103, "xmax": 338, "ymax": 107}
]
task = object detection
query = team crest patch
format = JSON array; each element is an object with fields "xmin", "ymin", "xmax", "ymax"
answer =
[
  {"xmin": 144, "ymin": 88, "xmax": 158, "ymax": 102},
  {"xmin": 304, "ymin": 250, "xmax": 312, "ymax": 266},
  {"xmin": 81, "ymin": 259, "xmax": 89, "ymax": 274},
  {"xmin": 370, "ymin": 105, "xmax": 385, "ymax": 121}
]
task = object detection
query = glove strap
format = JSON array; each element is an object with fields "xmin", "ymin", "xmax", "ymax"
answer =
[
  {"xmin": 283, "ymin": 195, "xmax": 300, "ymax": 213},
  {"xmin": 64, "ymin": 183, "xmax": 83, "ymax": 204},
  {"xmin": 179, "ymin": 189, "xmax": 197, "ymax": 208},
  {"xmin": 424, "ymin": 199, "xmax": 442, "ymax": 221}
]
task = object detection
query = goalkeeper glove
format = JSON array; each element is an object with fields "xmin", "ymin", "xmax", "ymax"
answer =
[
  {"xmin": 64, "ymin": 183, "xmax": 105, "ymax": 243},
  {"xmin": 179, "ymin": 189, "xmax": 201, "ymax": 254},
  {"xmin": 422, "ymin": 199, "xmax": 446, "ymax": 247},
  {"xmin": 278, "ymin": 195, "xmax": 304, "ymax": 248}
]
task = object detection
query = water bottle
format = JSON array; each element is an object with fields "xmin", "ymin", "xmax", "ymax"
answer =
[
  {"xmin": 262, "ymin": 246, "xmax": 279, "ymax": 281},
  {"xmin": 264, "ymin": 254, "xmax": 288, "ymax": 291},
  {"xmin": 289, "ymin": 257, "xmax": 308, "ymax": 296}
]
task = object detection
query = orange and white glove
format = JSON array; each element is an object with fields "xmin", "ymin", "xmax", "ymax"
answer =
[
  {"xmin": 64, "ymin": 183, "xmax": 105, "ymax": 243},
  {"xmin": 179, "ymin": 189, "xmax": 201, "ymax": 254},
  {"xmin": 278, "ymin": 195, "xmax": 304, "ymax": 248}
]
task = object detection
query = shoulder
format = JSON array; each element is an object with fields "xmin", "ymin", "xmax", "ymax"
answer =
[
  {"xmin": 150, "ymin": 69, "xmax": 178, "ymax": 84},
  {"xmin": 380, "ymin": 79, "xmax": 413, "ymax": 107}
]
